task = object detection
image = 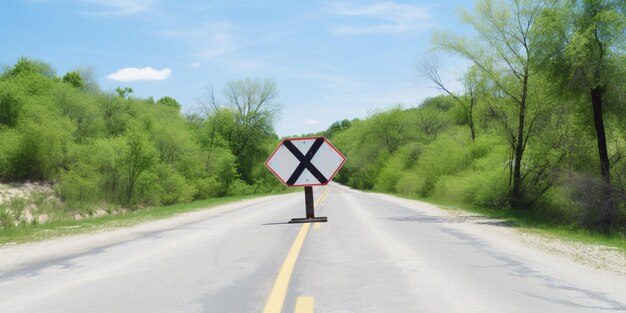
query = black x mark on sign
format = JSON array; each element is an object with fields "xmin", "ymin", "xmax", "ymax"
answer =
[{"xmin": 283, "ymin": 138, "xmax": 329, "ymax": 185}]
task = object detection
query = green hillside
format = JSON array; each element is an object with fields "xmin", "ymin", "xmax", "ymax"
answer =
[{"xmin": 0, "ymin": 58, "xmax": 284, "ymax": 228}]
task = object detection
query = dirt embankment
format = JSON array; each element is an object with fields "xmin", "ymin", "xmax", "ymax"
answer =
[{"xmin": 0, "ymin": 182, "xmax": 57, "ymax": 226}]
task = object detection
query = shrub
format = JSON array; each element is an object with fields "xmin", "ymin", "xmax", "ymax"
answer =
[
  {"xmin": 227, "ymin": 179, "xmax": 255, "ymax": 196},
  {"xmin": 0, "ymin": 128, "xmax": 21, "ymax": 178},
  {"xmin": 375, "ymin": 143, "xmax": 423, "ymax": 192},
  {"xmin": 395, "ymin": 172, "xmax": 426, "ymax": 196},
  {"xmin": 562, "ymin": 172, "xmax": 626, "ymax": 232},
  {"xmin": 195, "ymin": 176, "xmax": 224, "ymax": 199},
  {"xmin": 56, "ymin": 163, "xmax": 99, "ymax": 206},
  {"xmin": 154, "ymin": 165, "xmax": 196, "ymax": 205}
]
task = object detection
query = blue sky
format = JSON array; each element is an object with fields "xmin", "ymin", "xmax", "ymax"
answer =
[{"xmin": 0, "ymin": 0, "xmax": 473, "ymax": 136}]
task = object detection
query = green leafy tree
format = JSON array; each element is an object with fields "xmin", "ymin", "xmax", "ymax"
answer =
[
  {"xmin": 62, "ymin": 71, "xmax": 85, "ymax": 89},
  {"xmin": 414, "ymin": 106, "xmax": 450, "ymax": 141},
  {"xmin": 2, "ymin": 57, "xmax": 56, "ymax": 79},
  {"xmin": 156, "ymin": 96, "xmax": 182, "ymax": 111},
  {"xmin": 201, "ymin": 78, "xmax": 281, "ymax": 183},
  {"xmin": 434, "ymin": 0, "xmax": 547, "ymax": 207},
  {"xmin": 536, "ymin": 0, "xmax": 626, "ymax": 230},
  {"xmin": 325, "ymin": 119, "xmax": 353, "ymax": 138},
  {"xmin": 421, "ymin": 61, "xmax": 483, "ymax": 141},
  {"xmin": 538, "ymin": 0, "xmax": 625, "ymax": 184},
  {"xmin": 99, "ymin": 95, "xmax": 129, "ymax": 137},
  {"xmin": 115, "ymin": 87, "xmax": 134, "ymax": 99},
  {"xmin": 124, "ymin": 122, "xmax": 156, "ymax": 205}
]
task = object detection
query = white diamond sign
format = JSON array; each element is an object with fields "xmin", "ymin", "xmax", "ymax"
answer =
[{"xmin": 265, "ymin": 137, "xmax": 346, "ymax": 187}]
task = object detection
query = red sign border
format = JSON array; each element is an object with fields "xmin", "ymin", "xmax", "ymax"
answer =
[{"xmin": 265, "ymin": 136, "xmax": 346, "ymax": 187}]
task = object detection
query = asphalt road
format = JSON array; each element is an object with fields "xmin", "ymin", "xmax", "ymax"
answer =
[{"xmin": 1, "ymin": 184, "xmax": 626, "ymax": 312}]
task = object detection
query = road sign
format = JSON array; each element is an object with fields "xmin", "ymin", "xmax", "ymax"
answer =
[{"xmin": 265, "ymin": 137, "xmax": 346, "ymax": 187}]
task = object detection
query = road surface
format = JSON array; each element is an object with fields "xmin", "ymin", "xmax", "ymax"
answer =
[{"xmin": 1, "ymin": 184, "xmax": 625, "ymax": 312}]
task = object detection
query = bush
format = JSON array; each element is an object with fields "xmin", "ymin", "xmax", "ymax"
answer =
[
  {"xmin": 375, "ymin": 143, "xmax": 424, "ymax": 192},
  {"xmin": 0, "ymin": 128, "xmax": 21, "ymax": 178},
  {"xmin": 395, "ymin": 172, "xmax": 426, "ymax": 196},
  {"xmin": 562, "ymin": 173, "xmax": 626, "ymax": 232},
  {"xmin": 10, "ymin": 117, "xmax": 74, "ymax": 180},
  {"xmin": 431, "ymin": 169, "xmax": 508, "ymax": 208},
  {"xmin": 195, "ymin": 176, "xmax": 224, "ymax": 199},
  {"xmin": 429, "ymin": 134, "xmax": 509, "ymax": 207},
  {"xmin": 56, "ymin": 163, "xmax": 100, "ymax": 206},
  {"xmin": 413, "ymin": 134, "xmax": 472, "ymax": 196},
  {"xmin": 227, "ymin": 179, "xmax": 255, "ymax": 196},
  {"xmin": 154, "ymin": 165, "xmax": 196, "ymax": 205}
]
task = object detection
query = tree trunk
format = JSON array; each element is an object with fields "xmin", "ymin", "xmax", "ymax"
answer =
[
  {"xmin": 591, "ymin": 87, "xmax": 614, "ymax": 232},
  {"xmin": 511, "ymin": 76, "xmax": 528, "ymax": 208},
  {"xmin": 469, "ymin": 96, "xmax": 476, "ymax": 142},
  {"xmin": 591, "ymin": 87, "xmax": 610, "ymax": 184}
]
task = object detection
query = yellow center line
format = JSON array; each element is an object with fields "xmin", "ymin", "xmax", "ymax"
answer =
[
  {"xmin": 262, "ymin": 187, "xmax": 330, "ymax": 313},
  {"xmin": 262, "ymin": 223, "xmax": 311, "ymax": 313},
  {"xmin": 316, "ymin": 187, "xmax": 329, "ymax": 207},
  {"xmin": 294, "ymin": 296, "xmax": 315, "ymax": 313},
  {"xmin": 313, "ymin": 222, "xmax": 321, "ymax": 230}
]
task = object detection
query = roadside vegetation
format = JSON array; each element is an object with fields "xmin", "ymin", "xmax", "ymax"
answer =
[
  {"xmin": 0, "ymin": 59, "xmax": 285, "ymax": 234},
  {"xmin": 0, "ymin": 193, "xmax": 267, "ymax": 245},
  {"xmin": 324, "ymin": 0, "xmax": 626, "ymax": 238}
]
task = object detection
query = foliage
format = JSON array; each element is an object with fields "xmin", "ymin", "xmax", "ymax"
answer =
[
  {"xmin": 199, "ymin": 78, "xmax": 281, "ymax": 184},
  {"xmin": 115, "ymin": 87, "xmax": 133, "ymax": 99},
  {"xmin": 0, "ymin": 58, "xmax": 286, "ymax": 228},
  {"xmin": 62, "ymin": 71, "xmax": 85, "ymax": 89},
  {"xmin": 157, "ymin": 96, "xmax": 182, "ymax": 111},
  {"xmin": 326, "ymin": 0, "xmax": 626, "ymax": 234}
]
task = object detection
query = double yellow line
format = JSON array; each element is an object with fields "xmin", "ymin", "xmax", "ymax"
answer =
[{"xmin": 262, "ymin": 187, "xmax": 329, "ymax": 313}]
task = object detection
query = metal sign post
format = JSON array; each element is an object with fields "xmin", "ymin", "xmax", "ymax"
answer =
[
  {"xmin": 289, "ymin": 186, "xmax": 327, "ymax": 223},
  {"xmin": 265, "ymin": 137, "xmax": 345, "ymax": 223}
]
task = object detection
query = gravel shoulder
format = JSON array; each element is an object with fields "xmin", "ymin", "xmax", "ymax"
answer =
[{"xmin": 373, "ymin": 190, "xmax": 626, "ymax": 277}]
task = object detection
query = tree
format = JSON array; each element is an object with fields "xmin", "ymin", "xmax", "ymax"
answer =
[
  {"xmin": 200, "ymin": 78, "xmax": 281, "ymax": 183},
  {"xmin": 536, "ymin": 0, "xmax": 625, "ymax": 230},
  {"xmin": 76, "ymin": 67, "xmax": 101, "ymax": 93},
  {"xmin": 434, "ymin": 0, "xmax": 546, "ymax": 207},
  {"xmin": 420, "ymin": 59, "xmax": 482, "ymax": 142},
  {"xmin": 62, "ymin": 71, "xmax": 85, "ymax": 89},
  {"xmin": 538, "ymin": 0, "xmax": 625, "ymax": 184},
  {"xmin": 124, "ymin": 122, "xmax": 156, "ymax": 205},
  {"xmin": 325, "ymin": 119, "xmax": 353, "ymax": 138},
  {"xmin": 156, "ymin": 96, "xmax": 182, "ymax": 111},
  {"xmin": 368, "ymin": 107, "xmax": 410, "ymax": 153},
  {"xmin": 414, "ymin": 106, "xmax": 450, "ymax": 141},
  {"xmin": 2, "ymin": 57, "xmax": 56, "ymax": 79},
  {"xmin": 115, "ymin": 87, "xmax": 133, "ymax": 99}
]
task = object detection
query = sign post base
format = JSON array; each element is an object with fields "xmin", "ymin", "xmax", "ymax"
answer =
[
  {"xmin": 288, "ymin": 186, "xmax": 328, "ymax": 223},
  {"xmin": 289, "ymin": 217, "xmax": 328, "ymax": 223}
]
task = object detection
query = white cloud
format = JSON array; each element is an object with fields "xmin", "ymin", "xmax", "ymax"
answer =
[
  {"xmin": 107, "ymin": 67, "xmax": 171, "ymax": 82},
  {"xmin": 79, "ymin": 0, "xmax": 152, "ymax": 15},
  {"xmin": 190, "ymin": 62, "xmax": 201, "ymax": 68},
  {"xmin": 330, "ymin": 1, "xmax": 433, "ymax": 34},
  {"xmin": 306, "ymin": 119, "xmax": 320, "ymax": 125}
]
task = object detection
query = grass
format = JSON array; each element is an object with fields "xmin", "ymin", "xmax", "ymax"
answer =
[
  {"xmin": 0, "ymin": 193, "xmax": 277, "ymax": 246},
  {"xmin": 461, "ymin": 203, "xmax": 626, "ymax": 253},
  {"xmin": 368, "ymin": 189, "xmax": 626, "ymax": 254}
]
